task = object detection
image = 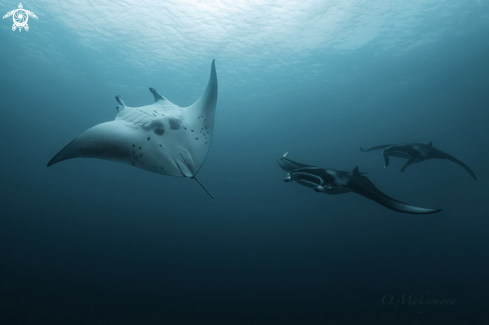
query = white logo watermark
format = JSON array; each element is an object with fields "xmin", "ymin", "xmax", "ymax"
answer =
[{"xmin": 3, "ymin": 3, "xmax": 37, "ymax": 32}]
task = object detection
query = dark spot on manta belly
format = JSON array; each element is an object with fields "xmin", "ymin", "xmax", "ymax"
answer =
[
  {"xmin": 195, "ymin": 138, "xmax": 198, "ymax": 140},
  {"xmin": 169, "ymin": 117, "xmax": 181, "ymax": 130},
  {"xmin": 147, "ymin": 137, "xmax": 151, "ymax": 141},
  {"xmin": 139, "ymin": 147, "xmax": 142, "ymax": 150},
  {"xmin": 148, "ymin": 120, "xmax": 165, "ymax": 136}
]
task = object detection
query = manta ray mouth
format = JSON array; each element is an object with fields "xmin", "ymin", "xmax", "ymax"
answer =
[{"xmin": 291, "ymin": 172, "xmax": 324, "ymax": 187}]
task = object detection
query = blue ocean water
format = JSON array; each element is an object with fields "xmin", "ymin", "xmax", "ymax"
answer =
[{"xmin": 1, "ymin": 0, "xmax": 488, "ymax": 323}]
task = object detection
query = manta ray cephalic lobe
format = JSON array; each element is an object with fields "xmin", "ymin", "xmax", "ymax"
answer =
[{"xmin": 48, "ymin": 60, "xmax": 218, "ymax": 198}]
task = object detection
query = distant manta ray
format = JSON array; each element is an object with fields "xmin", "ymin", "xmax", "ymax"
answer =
[
  {"xmin": 360, "ymin": 141, "xmax": 477, "ymax": 180},
  {"xmin": 48, "ymin": 60, "xmax": 218, "ymax": 198},
  {"xmin": 278, "ymin": 153, "xmax": 441, "ymax": 214}
]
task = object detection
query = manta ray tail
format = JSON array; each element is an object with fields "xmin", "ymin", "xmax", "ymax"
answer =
[{"xmin": 192, "ymin": 176, "xmax": 215, "ymax": 199}]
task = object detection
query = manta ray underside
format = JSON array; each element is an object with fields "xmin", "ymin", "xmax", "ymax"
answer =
[{"xmin": 48, "ymin": 60, "xmax": 218, "ymax": 198}]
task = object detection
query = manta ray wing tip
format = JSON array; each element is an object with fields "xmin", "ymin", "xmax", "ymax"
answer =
[
  {"xmin": 423, "ymin": 208, "xmax": 442, "ymax": 214},
  {"xmin": 47, "ymin": 155, "xmax": 59, "ymax": 167},
  {"xmin": 406, "ymin": 206, "xmax": 442, "ymax": 215}
]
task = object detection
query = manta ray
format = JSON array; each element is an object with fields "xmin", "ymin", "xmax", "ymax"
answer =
[
  {"xmin": 48, "ymin": 60, "xmax": 218, "ymax": 198},
  {"xmin": 278, "ymin": 153, "xmax": 441, "ymax": 214},
  {"xmin": 360, "ymin": 141, "xmax": 477, "ymax": 180}
]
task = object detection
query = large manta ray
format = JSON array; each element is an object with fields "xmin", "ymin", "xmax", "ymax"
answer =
[
  {"xmin": 278, "ymin": 153, "xmax": 441, "ymax": 214},
  {"xmin": 360, "ymin": 141, "xmax": 477, "ymax": 180},
  {"xmin": 48, "ymin": 60, "xmax": 218, "ymax": 198}
]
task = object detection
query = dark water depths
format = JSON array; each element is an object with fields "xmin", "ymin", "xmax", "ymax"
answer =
[{"xmin": 1, "ymin": 0, "xmax": 488, "ymax": 323}]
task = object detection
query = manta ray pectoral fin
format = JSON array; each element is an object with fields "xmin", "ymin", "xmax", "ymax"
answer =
[
  {"xmin": 375, "ymin": 196, "xmax": 442, "ymax": 214},
  {"xmin": 400, "ymin": 159, "xmax": 416, "ymax": 172},
  {"xmin": 47, "ymin": 137, "xmax": 78, "ymax": 167},
  {"xmin": 348, "ymin": 175, "xmax": 441, "ymax": 214},
  {"xmin": 47, "ymin": 121, "xmax": 136, "ymax": 167},
  {"xmin": 187, "ymin": 60, "xmax": 218, "ymax": 117},
  {"xmin": 443, "ymin": 154, "xmax": 477, "ymax": 180},
  {"xmin": 174, "ymin": 60, "xmax": 218, "ymax": 175}
]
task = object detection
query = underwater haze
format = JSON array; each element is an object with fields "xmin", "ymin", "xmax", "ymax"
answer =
[{"xmin": 1, "ymin": 0, "xmax": 489, "ymax": 324}]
